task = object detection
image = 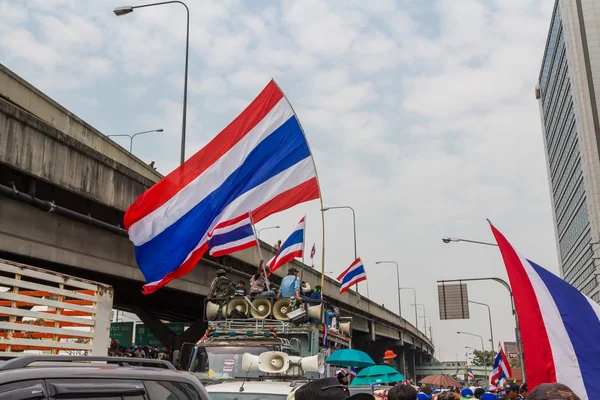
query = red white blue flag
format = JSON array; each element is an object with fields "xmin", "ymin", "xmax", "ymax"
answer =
[
  {"xmin": 124, "ymin": 81, "xmax": 320, "ymax": 294},
  {"xmin": 489, "ymin": 342, "xmax": 512, "ymax": 386},
  {"xmin": 267, "ymin": 217, "xmax": 305, "ymax": 272},
  {"xmin": 207, "ymin": 212, "xmax": 258, "ymax": 257},
  {"xmin": 491, "ymin": 224, "xmax": 600, "ymax": 400},
  {"xmin": 337, "ymin": 258, "xmax": 366, "ymax": 294},
  {"xmin": 310, "ymin": 243, "xmax": 316, "ymax": 259}
]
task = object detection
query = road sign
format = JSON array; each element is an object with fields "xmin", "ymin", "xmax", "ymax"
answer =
[
  {"xmin": 135, "ymin": 323, "xmax": 185, "ymax": 347},
  {"xmin": 110, "ymin": 322, "xmax": 134, "ymax": 347},
  {"xmin": 438, "ymin": 283, "xmax": 470, "ymax": 320}
]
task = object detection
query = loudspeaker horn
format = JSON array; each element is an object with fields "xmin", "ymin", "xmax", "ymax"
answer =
[
  {"xmin": 205, "ymin": 301, "xmax": 221, "ymax": 320},
  {"xmin": 300, "ymin": 353, "xmax": 325, "ymax": 374},
  {"xmin": 241, "ymin": 353, "xmax": 260, "ymax": 372},
  {"xmin": 250, "ymin": 298, "xmax": 272, "ymax": 319},
  {"xmin": 226, "ymin": 298, "xmax": 249, "ymax": 318},
  {"xmin": 307, "ymin": 303, "xmax": 322, "ymax": 320},
  {"xmin": 258, "ymin": 351, "xmax": 290, "ymax": 373},
  {"xmin": 273, "ymin": 299, "xmax": 291, "ymax": 321},
  {"xmin": 339, "ymin": 321, "xmax": 351, "ymax": 336}
]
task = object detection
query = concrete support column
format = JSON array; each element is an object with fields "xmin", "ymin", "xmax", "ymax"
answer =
[
  {"xmin": 407, "ymin": 348, "xmax": 416, "ymax": 381},
  {"xmin": 396, "ymin": 345, "xmax": 406, "ymax": 376}
]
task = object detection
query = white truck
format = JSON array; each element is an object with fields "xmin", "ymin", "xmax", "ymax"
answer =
[{"xmin": 0, "ymin": 258, "xmax": 113, "ymax": 357}]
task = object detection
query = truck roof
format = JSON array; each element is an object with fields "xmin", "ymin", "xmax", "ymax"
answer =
[{"xmin": 206, "ymin": 379, "xmax": 307, "ymax": 395}]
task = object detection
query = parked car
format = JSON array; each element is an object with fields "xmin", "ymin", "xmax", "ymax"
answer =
[{"xmin": 0, "ymin": 355, "xmax": 210, "ymax": 400}]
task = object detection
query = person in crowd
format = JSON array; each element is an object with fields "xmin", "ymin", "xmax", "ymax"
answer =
[
  {"xmin": 382, "ymin": 349, "xmax": 396, "ymax": 366},
  {"xmin": 503, "ymin": 383, "xmax": 521, "ymax": 400},
  {"xmin": 207, "ymin": 269, "xmax": 234, "ymax": 299},
  {"xmin": 524, "ymin": 383, "xmax": 580, "ymax": 400},
  {"xmin": 277, "ymin": 268, "xmax": 303, "ymax": 304},
  {"xmin": 325, "ymin": 304, "xmax": 340, "ymax": 329},
  {"xmin": 310, "ymin": 285, "xmax": 322, "ymax": 300},
  {"xmin": 461, "ymin": 388, "xmax": 474, "ymax": 399},
  {"xmin": 133, "ymin": 345, "xmax": 145, "ymax": 358},
  {"xmin": 275, "ymin": 240, "xmax": 282, "ymax": 250},
  {"xmin": 418, "ymin": 386, "xmax": 433, "ymax": 400},
  {"xmin": 336, "ymin": 369, "xmax": 349, "ymax": 385},
  {"xmin": 301, "ymin": 281, "xmax": 312, "ymax": 295},
  {"xmin": 519, "ymin": 383, "xmax": 528, "ymax": 399},
  {"xmin": 234, "ymin": 280, "xmax": 247, "ymax": 296},
  {"xmin": 388, "ymin": 384, "xmax": 418, "ymax": 400},
  {"xmin": 474, "ymin": 388, "xmax": 485, "ymax": 399},
  {"xmin": 292, "ymin": 377, "xmax": 374, "ymax": 400},
  {"xmin": 249, "ymin": 259, "xmax": 277, "ymax": 297}
]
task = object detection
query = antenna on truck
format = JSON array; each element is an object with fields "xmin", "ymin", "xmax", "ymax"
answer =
[{"xmin": 239, "ymin": 363, "xmax": 253, "ymax": 392}]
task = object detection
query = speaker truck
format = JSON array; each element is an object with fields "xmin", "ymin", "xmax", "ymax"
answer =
[{"xmin": 180, "ymin": 297, "xmax": 352, "ymax": 383}]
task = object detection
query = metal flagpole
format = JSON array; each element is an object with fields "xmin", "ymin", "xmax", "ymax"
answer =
[
  {"xmin": 248, "ymin": 210, "xmax": 270, "ymax": 290},
  {"xmin": 300, "ymin": 215, "xmax": 306, "ymax": 283},
  {"xmin": 272, "ymin": 79, "xmax": 326, "ymax": 296}
]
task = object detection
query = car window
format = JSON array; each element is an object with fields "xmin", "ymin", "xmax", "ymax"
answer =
[
  {"xmin": 0, "ymin": 380, "xmax": 46, "ymax": 400},
  {"xmin": 208, "ymin": 394, "xmax": 287, "ymax": 400},
  {"xmin": 145, "ymin": 381, "xmax": 201, "ymax": 400},
  {"xmin": 45, "ymin": 379, "xmax": 146, "ymax": 399}
]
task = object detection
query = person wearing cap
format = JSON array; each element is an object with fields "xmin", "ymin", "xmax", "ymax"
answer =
[
  {"xmin": 388, "ymin": 384, "xmax": 418, "ymax": 400},
  {"xmin": 278, "ymin": 268, "xmax": 303, "ymax": 302},
  {"xmin": 523, "ymin": 383, "xmax": 580, "ymax": 400},
  {"xmin": 461, "ymin": 388, "xmax": 474, "ymax": 399},
  {"xmin": 503, "ymin": 383, "xmax": 520, "ymax": 400},
  {"xmin": 382, "ymin": 350, "xmax": 397, "ymax": 366},
  {"xmin": 519, "ymin": 383, "xmax": 528, "ymax": 398},
  {"xmin": 336, "ymin": 369, "xmax": 349, "ymax": 385},
  {"xmin": 292, "ymin": 377, "xmax": 375, "ymax": 400}
]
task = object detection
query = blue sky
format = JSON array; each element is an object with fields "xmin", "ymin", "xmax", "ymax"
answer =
[{"xmin": 0, "ymin": 0, "xmax": 556, "ymax": 360}]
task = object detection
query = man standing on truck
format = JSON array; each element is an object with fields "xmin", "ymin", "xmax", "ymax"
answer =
[
  {"xmin": 207, "ymin": 269, "xmax": 234, "ymax": 299},
  {"xmin": 249, "ymin": 259, "xmax": 277, "ymax": 297},
  {"xmin": 278, "ymin": 268, "xmax": 304, "ymax": 309}
]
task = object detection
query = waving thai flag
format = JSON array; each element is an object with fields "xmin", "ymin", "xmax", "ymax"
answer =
[
  {"xmin": 491, "ymin": 224, "xmax": 600, "ymax": 400},
  {"xmin": 267, "ymin": 217, "xmax": 305, "ymax": 272},
  {"xmin": 337, "ymin": 258, "xmax": 366, "ymax": 294},
  {"xmin": 490, "ymin": 342, "xmax": 512, "ymax": 385},
  {"xmin": 124, "ymin": 81, "xmax": 320, "ymax": 294},
  {"xmin": 310, "ymin": 243, "xmax": 316, "ymax": 259},
  {"xmin": 207, "ymin": 212, "xmax": 257, "ymax": 257}
]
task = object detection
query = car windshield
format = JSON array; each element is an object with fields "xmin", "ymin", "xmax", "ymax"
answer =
[
  {"xmin": 191, "ymin": 346, "xmax": 271, "ymax": 381},
  {"xmin": 209, "ymin": 394, "xmax": 286, "ymax": 400}
]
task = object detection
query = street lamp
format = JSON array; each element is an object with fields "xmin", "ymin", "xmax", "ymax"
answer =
[
  {"xmin": 376, "ymin": 261, "xmax": 401, "ymax": 318},
  {"xmin": 257, "ymin": 225, "xmax": 279, "ymax": 239},
  {"xmin": 114, "ymin": 1, "xmax": 190, "ymax": 166},
  {"xmin": 469, "ymin": 300, "xmax": 494, "ymax": 351},
  {"xmin": 441, "ymin": 236, "xmax": 497, "ymax": 247},
  {"xmin": 400, "ymin": 287, "xmax": 418, "ymax": 329},
  {"xmin": 323, "ymin": 206, "xmax": 360, "ymax": 293},
  {"xmin": 419, "ymin": 315, "xmax": 432, "ymax": 341},
  {"xmin": 457, "ymin": 331, "xmax": 485, "ymax": 351},
  {"xmin": 412, "ymin": 303, "xmax": 426, "ymax": 332},
  {"xmin": 108, "ymin": 129, "xmax": 163, "ymax": 153}
]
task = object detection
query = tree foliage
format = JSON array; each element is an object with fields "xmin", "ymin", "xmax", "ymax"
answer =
[{"xmin": 472, "ymin": 350, "xmax": 495, "ymax": 367}]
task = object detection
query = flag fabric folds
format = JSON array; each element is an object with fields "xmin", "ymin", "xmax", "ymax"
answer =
[
  {"xmin": 124, "ymin": 80, "xmax": 320, "ymax": 294},
  {"xmin": 267, "ymin": 217, "xmax": 305, "ymax": 272},
  {"xmin": 489, "ymin": 342, "xmax": 512, "ymax": 386},
  {"xmin": 207, "ymin": 212, "xmax": 258, "ymax": 257},
  {"xmin": 491, "ymin": 224, "xmax": 600, "ymax": 400},
  {"xmin": 467, "ymin": 367, "xmax": 477, "ymax": 386},
  {"xmin": 337, "ymin": 258, "xmax": 366, "ymax": 294},
  {"xmin": 310, "ymin": 243, "xmax": 316, "ymax": 259}
]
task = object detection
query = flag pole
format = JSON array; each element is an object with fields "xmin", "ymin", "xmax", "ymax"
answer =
[
  {"xmin": 249, "ymin": 210, "xmax": 270, "ymax": 290},
  {"xmin": 300, "ymin": 215, "xmax": 306, "ymax": 283},
  {"xmin": 272, "ymin": 79, "xmax": 326, "ymax": 295}
]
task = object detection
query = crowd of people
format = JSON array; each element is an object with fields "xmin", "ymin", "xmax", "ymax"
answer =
[
  {"xmin": 291, "ymin": 378, "xmax": 579, "ymax": 400},
  {"xmin": 108, "ymin": 339, "xmax": 170, "ymax": 361}
]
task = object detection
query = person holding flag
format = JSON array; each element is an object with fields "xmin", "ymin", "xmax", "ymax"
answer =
[{"xmin": 489, "ymin": 342, "xmax": 512, "ymax": 387}]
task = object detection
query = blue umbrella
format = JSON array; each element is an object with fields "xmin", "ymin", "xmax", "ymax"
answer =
[
  {"xmin": 325, "ymin": 349, "xmax": 375, "ymax": 368},
  {"xmin": 350, "ymin": 365, "xmax": 406, "ymax": 386}
]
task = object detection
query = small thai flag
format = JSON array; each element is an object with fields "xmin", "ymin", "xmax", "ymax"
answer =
[
  {"xmin": 337, "ymin": 258, "xmax": 367, "ymax": 294},
  {"xmin": 267, "ymin": 217, "xmax": 305, "ymax": 272},
  {"xmin": 310, "ymin": 243, "xmax": 316, "ymax": 259},
  {"xmin": 207, "ymin": 212, "xmax": 258, "ymax": 257},
  {"xmin": 322, "ymin": 323, "xmax": 328, "ymax": 347}
]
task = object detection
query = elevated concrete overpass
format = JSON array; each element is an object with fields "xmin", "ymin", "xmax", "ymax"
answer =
[{"xmin": 0, "ymin": 63, "xmax": 433, "ymax": 377}]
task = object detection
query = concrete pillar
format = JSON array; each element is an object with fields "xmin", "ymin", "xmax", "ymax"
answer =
[
  {"xmin": 407, "ymin": 348, "xmax": 416, "ymax": 380},
  {"xmin": 396, "ymin": 345, "xmax": 406, "ymax": 376}
]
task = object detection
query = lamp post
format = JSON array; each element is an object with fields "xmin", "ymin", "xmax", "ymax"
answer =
[
  {"xmin": 469, "ymin": 300, "xmax": 494, "ymax": 351},
  {"xmin": 419, "ymin": 315, "xmax": 432, "ymax": 341},
  {"xmin": 257, "ymin": 225, "xmax": 279, "ymax": 239},
  {"xmin": 114, "ymin": 1, "xmax": 189, "ymax": 165},
  {"xmin": 412, "ymin": 303, "xmax": 426, "ymax": 332},
  {"xmin": 400, "ymin": 287, "xmax": 418, "ymax": 329},
  {"xmin": 323, "ymin": 205, "xmax": 360, "ymax": 293},
  {"xmin": 376, "ymin": 261, "xmax": 401, "ymax": 318},
  {"xmin": 441, "ymin": 235, "xmax": 525, "ymax": 381},
  {"xmin": 457, "ymin": 331, "xmax": 485, "ymax": 351},
  {"xmin": 108, "ymin": 129, "xmax": 163, "ymax": 153}
]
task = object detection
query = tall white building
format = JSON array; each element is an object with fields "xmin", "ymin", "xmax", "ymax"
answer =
[{"xmin": 537, "ymin": 0, "xmax": 600, "ymax": 301}]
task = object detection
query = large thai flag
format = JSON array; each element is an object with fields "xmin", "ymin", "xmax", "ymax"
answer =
[
  {"xmin": 207, "ymin": 212, "xmax": 258, "ymax": 258},
  {"xmin": 337, "ymin": 258, "xmax": 366, "ymax": 294},
  {"xmin": 489, "ymin": 342, "xmax": 511, "ymax": 385},
  {"xmin": 124, "ymin": 81, "xmax": 320, "ymax": 294},
  {"xmin": 491, "ymin": 224, "xmax": 600, "ymax": 400},
  {"xmin": 266, "ymin": 217, "xmax": 305, "ymax": 272}
]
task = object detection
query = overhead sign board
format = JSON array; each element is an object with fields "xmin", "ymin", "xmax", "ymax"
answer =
[
  {"xmin": 110, "ymin": 322, "xmax": 134, "ymax": 348},
  {"xmin": 438, "ymin": 283, "xmax": 469, "ymax": 320},
  {"xmin": 135, "ymin": 323, "xmax": 185, "ymax": 347}
]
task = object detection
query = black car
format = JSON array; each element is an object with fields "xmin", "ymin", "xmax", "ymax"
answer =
[{"xmin": 0, "ymin": 355, "xmax": 211, "ymax": 400}]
